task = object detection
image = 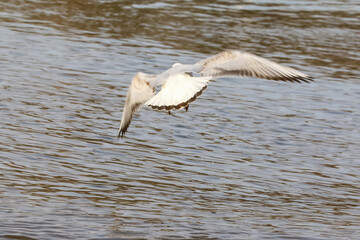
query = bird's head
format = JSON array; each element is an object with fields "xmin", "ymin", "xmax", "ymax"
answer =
[{"xmin": 172, "ymin": 63, "xmax": 182, "ymax": 68}]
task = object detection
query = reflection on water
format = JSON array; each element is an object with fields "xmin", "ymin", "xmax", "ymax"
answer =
[{"xmin": 1, "ymin": 0, "xmax": 360, "ymax": 239}]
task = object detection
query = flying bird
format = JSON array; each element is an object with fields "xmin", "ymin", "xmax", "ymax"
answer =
[{"xmin": 118, "ymin": 50, "xmax": 313, "ymax": 137}]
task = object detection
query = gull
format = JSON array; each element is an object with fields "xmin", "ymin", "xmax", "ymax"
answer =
[{"xmin": 118, "ymin": 50, "xmax": 313, "ymax": 137}]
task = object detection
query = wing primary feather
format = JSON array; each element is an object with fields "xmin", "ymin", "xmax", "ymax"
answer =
[{"xmin": 197, "ymin": 50, "xmax": 313, "ymax": 83}]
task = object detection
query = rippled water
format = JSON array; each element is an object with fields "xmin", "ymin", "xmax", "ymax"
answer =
[{"xmin": 1, "ymin": 0, "xmax": 360, "ymax": 239}]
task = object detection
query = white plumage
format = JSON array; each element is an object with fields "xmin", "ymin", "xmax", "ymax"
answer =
[
  {"xmin": 146, "ymin": 74, "xmax": 212, "ymax": 110},
  {"xmin": 118, "ymin": 50, "xmax": 313, "ymax": 137}
]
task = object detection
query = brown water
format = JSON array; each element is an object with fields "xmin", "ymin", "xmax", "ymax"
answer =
[{"xmin": 1, "ymin": 0, "xmax": 360, "ymax": 239}]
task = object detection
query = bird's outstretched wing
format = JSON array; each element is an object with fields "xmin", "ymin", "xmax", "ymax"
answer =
[
  {"xmin": 197, "ymin": 50, "xmax": 313, "ymax": 83},
  {"xmin": 118, "ymin": 72, "xmax": 156, "ymax": 138}
]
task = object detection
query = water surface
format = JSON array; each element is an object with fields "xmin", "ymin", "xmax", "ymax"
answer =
[{"xmin": 1, "ymin": 0, "xmax": 360, "ymax": 239}]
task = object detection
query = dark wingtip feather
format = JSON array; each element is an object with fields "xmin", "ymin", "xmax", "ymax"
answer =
[
  {"xmin": 305, "ymin": 76, "xmax": 314, "ymax": 83},
  {"xmin": 292, "ymin": 76, "xmax": 314, "ymax": 84},
  {"xmin": 117, "ymin": 124, "xmax": 130, "ymax": 139},
  {"xmin": 117, "ymin": 129, "xmax": 125, "ymax": 139}
]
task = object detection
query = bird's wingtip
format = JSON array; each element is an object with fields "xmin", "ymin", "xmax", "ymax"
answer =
[
  {"xmin": 117, "ymin": 129, "xmax": 126, "ymax": 139},
  {"xmin": 307, "ymin": 76, "xmax": 315, "ymax": 82},
  {"xmin": 299, "ymin": 76, "xmax": 314, "ymax": 84}
]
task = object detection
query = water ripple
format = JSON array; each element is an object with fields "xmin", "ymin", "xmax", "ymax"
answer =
[{"xmin": 1, "ymin": 0, "xmax": 360, "ymax": 239}]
